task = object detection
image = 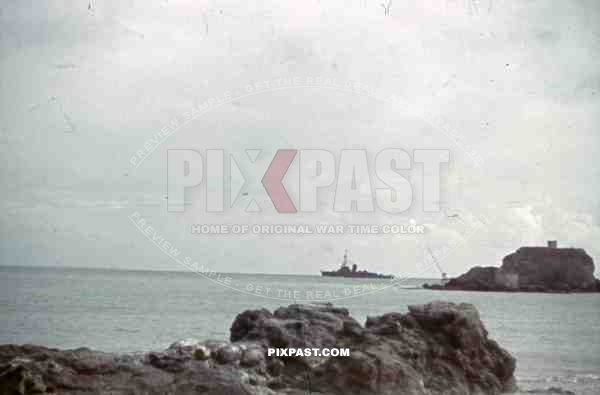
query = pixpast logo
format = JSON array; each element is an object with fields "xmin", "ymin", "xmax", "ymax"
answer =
[{"xmin": 167, "ymin": 149, "xmax": 449, "ymax": 214}]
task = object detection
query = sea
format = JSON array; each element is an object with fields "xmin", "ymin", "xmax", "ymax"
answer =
[{"xmin": 1, "ymin": 265, "xmax": 599, "ymax": 395}]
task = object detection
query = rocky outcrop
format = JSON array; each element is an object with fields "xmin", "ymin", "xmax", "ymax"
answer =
[
  {"xmin": 0, "ymin": 302, "xmax": 515, "ymax": 395},
  {"xmin": 425, "ymin": 246, "xmax": 599, "ymax": 293}
]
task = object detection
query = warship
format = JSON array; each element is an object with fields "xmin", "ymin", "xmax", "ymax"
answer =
[{"xmin": 321, "ymin": 249, "xmax": 394, "ymax": 279}]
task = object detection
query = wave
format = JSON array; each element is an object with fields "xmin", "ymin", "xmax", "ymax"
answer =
[
  {"xmin": 517, "ymin": 388, "xmax": 575, "ymax": 395},
  {"xmin": 113, "ymin": 327, "xmax": 141, "ymax": 334},
  {"xmin": 516, "ymin": 373, "xmax": 600, "ymax": 395}
]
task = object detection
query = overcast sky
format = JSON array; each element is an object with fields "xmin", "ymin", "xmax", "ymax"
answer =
[{"xmin": 1, "ymin": 0, "xmax": 599, "ymax": 276}]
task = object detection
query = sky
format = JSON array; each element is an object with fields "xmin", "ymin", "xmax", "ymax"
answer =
[{"xmin": 0, "ymin": 0, "xmax": 599, "ymax": 277}]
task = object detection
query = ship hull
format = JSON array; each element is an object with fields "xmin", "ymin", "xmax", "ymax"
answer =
[{"xmin": 321, "ymin": 271, "xmax": 394, "ymax": 279}]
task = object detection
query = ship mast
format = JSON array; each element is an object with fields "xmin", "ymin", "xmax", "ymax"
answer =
[{"xmin": 342, "ymin": 249, "xmax": 349, "ymax": 267}]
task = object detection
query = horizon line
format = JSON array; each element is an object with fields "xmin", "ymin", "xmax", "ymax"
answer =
[{"xmin": 0, "ymin": 264, "xmax": 441, "ymax": 279}]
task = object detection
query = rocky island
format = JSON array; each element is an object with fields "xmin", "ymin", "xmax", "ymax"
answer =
[
  {"xmin": 0, "ymin": 301, "xmax": 516, "ymax": 395},
  {"xmin": 424, "ymin": 241, "xmax": 600, "ymax": 293}
]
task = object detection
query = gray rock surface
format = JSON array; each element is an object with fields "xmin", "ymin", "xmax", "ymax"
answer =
[
  {"xmin": 0, "ymin": 302, "xmax": 516, "ymax": 395},
  {"xmin": 425, "ymin": 246, "xmax": 599, "ymax": 293}
]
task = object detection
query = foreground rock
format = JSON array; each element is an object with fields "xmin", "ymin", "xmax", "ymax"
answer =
[
  {"xmin": 425, "ymin": 244, "xmax": 599, "ymax": 293},
  {"xmin": 0, "ymin": 301, "xmax": 516, "ymax": 395}
]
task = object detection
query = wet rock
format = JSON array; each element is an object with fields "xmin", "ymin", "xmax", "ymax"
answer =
[
  {"xmin": 192, "ymin": 345, "xmax": 211, "ymax": 361},
  {"xmin": 342, "ymin": 320, "xmax": 367, "ymax": 339},
  {"xmin": 0, "ymin": 363, "xmax": 46, "ymax": 395},
  {"xmin": 266, "ymin": 357, "xmax": 285, "ymax": 377},
  {"xmin": 524, "ymin": 388, "xmax": 575, "ymax": 395},
  {"xmin": 0, "ymin": 301, "xmax": 516, "ymax": 395},
  {"xmin": 432, "ymin": 246, "xmax": 599, "ymax": 293},
  {"xmin": 240, "ymin": 347, "xmax": 265, "ymax": 367},
  {"xmin": 230, "ymin": 309, "xmax": 273, "ymax": 343},
  {"xmin": 231, "ymin": 303, "xmax": 358, "ymax": 351},
  {"xmin": 147, "ymin": 351, "xmax": 189, "ymax": 373},
  {"xmin": 168, "ymin": 338, "xmax": 200, "ymax": 354},
  {"xmin": 203, "ymin": 339, "xmax": 229, "ymax": 353},
  {"xmin": 214, "ymin": 344, "xmax": 242, "ymax": 364}
]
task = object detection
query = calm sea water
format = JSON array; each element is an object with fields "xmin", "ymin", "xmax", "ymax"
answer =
[{"xmin": 1, "ymin": 265, "xmax": 599, "ymax": 394}]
